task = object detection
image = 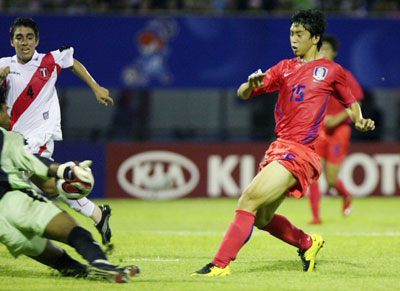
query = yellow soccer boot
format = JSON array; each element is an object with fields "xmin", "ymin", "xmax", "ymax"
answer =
[
  {"xmin": 298, "ymin": 234, "xmax": 325, "ymax": 272},
  {"xmin": 191, "ymin": 263, "xmax": 231, "ymax": 277}
]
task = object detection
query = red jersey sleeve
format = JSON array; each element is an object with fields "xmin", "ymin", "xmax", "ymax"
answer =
[
  {"xmin": 345, "ymin": 69, "xmax": 364, "ymax": 102},
  {"xmin": 332, "ymin": 64, "xmax": 357, "ymax": 108},
  {"xmin": 250, "ymin": 60, "xmax": 284, "ymax": 97}
]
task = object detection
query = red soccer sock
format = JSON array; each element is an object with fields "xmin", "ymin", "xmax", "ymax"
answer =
[
  {"xmin": 336, "ymin": 179, "xmax": 351, "ymax": 198},
  {"xmin": 309, "ymin": 182, "xmax": 321, "ymax": 220},
  {"xmin": 212, "ymin": 210, "xmax": 255, "ymax": 268},
  {"xmin": 262, "ymin": 214, "xmax": 312, "ymax": 250}
]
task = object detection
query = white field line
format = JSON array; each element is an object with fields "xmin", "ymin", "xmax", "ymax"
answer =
[
  {"xmin": 140, "ymin": 230, "xmax": 225, "ymax": 236},
  {"xmin": 137, "ymin": 230, "xmax": 400, "ymax": 237},
  {"xmin": 126, "ymin": 257, "xmax": 180, "ymax": 262},
  {"xmin": 125, "ymin": 231, "xmax": 399, "ymax": 263},
  {"xmin": 331, "ymin": 232, "xmax": 400, "ymax": 237}
]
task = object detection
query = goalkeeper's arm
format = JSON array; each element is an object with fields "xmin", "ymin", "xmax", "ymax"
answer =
[
  {"xmin": 7, "ymin": 130, "xmax": 93, "ymax": 195},
  {"xmin": 30, "ymin": 160, "xmax": 93, "ymax": 199}
]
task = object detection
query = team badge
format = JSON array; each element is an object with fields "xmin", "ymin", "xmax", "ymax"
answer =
[
  {"xmin": 39, "ymin": 67, "xmax": 49, "ymax": 78},
  {"xmin": 313, "ymin": 66, "xmax": 328, "ymax": 81}
]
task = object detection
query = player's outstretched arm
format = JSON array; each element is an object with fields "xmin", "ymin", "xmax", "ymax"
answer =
[
  {"xmin": 0, "ymin": 66, "xmax": 10, "ymax": 81},
  {"xmin": 237, "ymin": 69, "xmax": 267, "ymax": 100},
  {"xmin": 326, "ymin": 101, "xmax": 362, "ymax": 129},
  {"xmin": 71, "ymin": 59, "xmax": 114, "ymax": 106},
  {"xmin": 324, "ymin": 110, "xmax": 351, "ymax": 129},
  {"xmin": 345, "ymin": 102, "xmax": 375, "ymax": 132}
]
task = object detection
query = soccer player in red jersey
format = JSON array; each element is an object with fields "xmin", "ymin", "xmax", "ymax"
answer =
[
  {"xmin": 192, "ymin": 9, "xmax": 375, "ymax": 276},
  {"xmin": 308, "ymin": 35, "xmax": 364, "ymax": 224}
]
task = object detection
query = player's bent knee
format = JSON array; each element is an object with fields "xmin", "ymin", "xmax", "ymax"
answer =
[
  {"xmin": 238, "ymin": 190, "xmax": 265, "ymax": 213},
  {"xmin": 44, "ymin": 212, "xmax": 79, "ymax": 243},
  {"xmin": 254, "ymin": 217, "xmax": 269, "ymax": 229},
  {"xmin": 254, "ymin": 209, "xmax": 274, "ymax": 229}
]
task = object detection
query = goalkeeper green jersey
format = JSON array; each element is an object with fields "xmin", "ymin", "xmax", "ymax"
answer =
[{"xmin": 0, "ymin": 127, "xmax": 50, "ymax": 198}]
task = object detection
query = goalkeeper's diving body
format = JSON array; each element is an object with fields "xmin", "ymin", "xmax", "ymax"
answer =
[
  {"xmin": 0, "ymin": 90, "xmax": 139, "ymax": 283},
  {"xmin": 0, "ymin": 17, "xmax": 113, "ymax": 245}
]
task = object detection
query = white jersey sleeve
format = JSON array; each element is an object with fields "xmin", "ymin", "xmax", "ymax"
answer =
[
  {"xmin": 0, "ymin": 57, "xmax": 7, "ymax": 67},
  {"xmin": 51, "ymin": 47, "xmax": 74, "ymax": 69},
  {"xmin": 0, "ymin": 57, "xmax": 12, "ymax": 86}
]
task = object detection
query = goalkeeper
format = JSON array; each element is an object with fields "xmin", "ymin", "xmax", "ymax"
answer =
[{"xmin": 0, "ymin": 90, "xmax": 138, "ymax": 282}]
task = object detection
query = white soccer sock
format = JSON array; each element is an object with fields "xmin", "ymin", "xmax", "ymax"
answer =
[{"xmin": 60, "ymin": 196, "xmax": 96, "ymax": 217}]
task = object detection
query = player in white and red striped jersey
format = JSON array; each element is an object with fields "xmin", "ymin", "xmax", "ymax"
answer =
[{"xmin": 0, "ymin": 17, "xmax": 112, "ymax": 245}]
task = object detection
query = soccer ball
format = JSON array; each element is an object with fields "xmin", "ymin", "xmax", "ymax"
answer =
[
  {"xmin": 56, "ymin": 165, "xmax": 94, "ymax": 200},
  {"xmin": 56, "ymin": 177, "xmax": 94, "ymax": 200}
]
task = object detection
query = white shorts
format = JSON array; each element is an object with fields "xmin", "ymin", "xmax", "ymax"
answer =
[{"xmin": 25, "ymin": 136, "xmax": 55, "ymax": 159}]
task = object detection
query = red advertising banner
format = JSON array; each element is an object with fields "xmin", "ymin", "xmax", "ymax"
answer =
[{"xmin": 106, "ymin": 143, "xmax": 400, "ymax": 199}]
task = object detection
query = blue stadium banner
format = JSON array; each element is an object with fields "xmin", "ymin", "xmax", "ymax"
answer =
[{"xmin": 0, "ymin": 15, "xmax": 398, "ymax": 88}]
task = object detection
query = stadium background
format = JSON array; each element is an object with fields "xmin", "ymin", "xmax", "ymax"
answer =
[{"xmin": 0, "ymin": 1, "xmax": 399, "ymax": 199}]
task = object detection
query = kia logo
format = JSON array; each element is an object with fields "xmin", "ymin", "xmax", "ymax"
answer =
[{"xmin": 117, "ymin": 151, "xmax": 200, "ymax": 199}]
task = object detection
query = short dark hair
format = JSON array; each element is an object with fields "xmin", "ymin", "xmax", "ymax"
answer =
[
  {"xmin": 10, "ymin": 17, "xmax": 39, "ymax": 40},
  {"xmin": 322, "ymin": 34, "xmax": 340, "ymax": 52},
  {"xmin": 291, "ymin": 9, "xmax": 326, "ymax": 50}
]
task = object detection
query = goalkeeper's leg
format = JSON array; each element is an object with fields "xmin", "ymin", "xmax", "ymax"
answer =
[
  {"xmin": 43, "ymin": 212, "xmax": 139, "ymax": 283},
  {"xmin": 29, "ymin": 175, "xmax": 112, "ymax": 245},
  {"xmin": 30, "ymin": 240, "xmax": 89, "ymax": 277}
]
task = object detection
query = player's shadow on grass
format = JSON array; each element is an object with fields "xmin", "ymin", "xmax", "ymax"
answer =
[
  {"xmin": 246, "ymin": 259, "xmax": 359, "ymax": 273},
  {"xmin": 0, "ymin": 268, "xmax": 50, "ymax": 279},
  {"xmin": 321, "ymin": 260, "xmax": 363, "ymax": 272},
  {"xmin": 245, "ymin": 259, "xmax": 300, "ymax": 272}
]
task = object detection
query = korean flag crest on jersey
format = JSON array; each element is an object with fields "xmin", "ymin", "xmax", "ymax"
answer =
[{"xmin": 313, "ymin": 66, "xmax": 328, "ymax": 81}]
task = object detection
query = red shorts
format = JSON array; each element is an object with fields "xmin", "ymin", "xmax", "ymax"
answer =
[
  {"xmin": 315, "ymin": 123, "xmax": 351, "ymax": 164},
  {"xmin": 259, "ymin": 139, "xmax": 322, "ymax": 199}
]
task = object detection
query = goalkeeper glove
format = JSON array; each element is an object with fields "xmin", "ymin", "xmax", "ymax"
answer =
[{"xmin": 56, "ymin": 160, "xmax": 94, "ymax": 193}]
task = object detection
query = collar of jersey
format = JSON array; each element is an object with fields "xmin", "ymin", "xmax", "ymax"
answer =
[{"xmin": 12, "ymin": 50, "xmax": 39, "ymax": 65}]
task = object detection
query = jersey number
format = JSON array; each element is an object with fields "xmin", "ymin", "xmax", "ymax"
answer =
[
  {"xmin": 290, "ymin": 85, "xmax": 306, "ymax": 102},
  {"xmin": 27, "ymin": 85, "xmax": 34, "ymax": 99}
]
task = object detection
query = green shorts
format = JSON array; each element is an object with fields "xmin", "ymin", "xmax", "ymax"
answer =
[{"xmin": 0, "ymin": 189, "xmax": 62, "ymax": 257}]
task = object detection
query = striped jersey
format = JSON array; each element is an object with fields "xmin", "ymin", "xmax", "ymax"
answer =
[
  {"xmin": 0, "ymin": 48, "xmax": 74, "ymax": 153},
  {"xmin": 250, "ymin": 57, "xmax": 357, "ymax": 148}
]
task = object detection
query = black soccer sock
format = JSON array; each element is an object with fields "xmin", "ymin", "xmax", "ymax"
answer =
[
  {"xmin": 68, "ymin": 226, "xmax": 107, "ymax": 264},
  {"xmin": 52, "ymin": 250, "xmax": 88, "ymax": 277}
]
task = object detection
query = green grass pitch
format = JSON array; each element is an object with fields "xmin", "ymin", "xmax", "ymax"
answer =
[{"xmin": 1, "ymin": 197, "xmax": 400, "ymax": 290}]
